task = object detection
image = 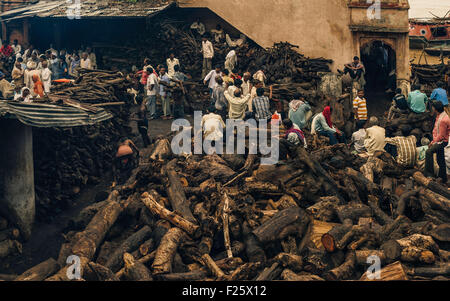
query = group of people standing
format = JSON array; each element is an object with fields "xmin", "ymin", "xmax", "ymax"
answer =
[{"xmin": 0, "ymin": 39, "xmax": 97, "ymax": 102}]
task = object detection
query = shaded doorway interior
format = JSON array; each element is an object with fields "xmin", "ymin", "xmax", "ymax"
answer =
[{"xmin": 360, "ymin": 40, "xmax": 397, "ymax": 117}]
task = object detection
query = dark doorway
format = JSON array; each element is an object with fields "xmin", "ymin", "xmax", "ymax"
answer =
[{"xmin": 360, "ymin": 41, "xmax": 396, "ymax": 116}]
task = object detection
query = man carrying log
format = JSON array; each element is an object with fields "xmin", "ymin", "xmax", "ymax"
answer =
[
  {"xmin": 112, "ymin": 138, "xmax": 139, "ymax": 186},
  {"xmin": 425, "ymin": 101, "xmax": 450, "ymax": 184}
]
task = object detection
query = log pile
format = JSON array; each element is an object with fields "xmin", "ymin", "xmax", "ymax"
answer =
[
  {"xmin": 30, "ymin": 71, "xmax": 134, "ymax": 219},
  {"xmin": 46, "ymin": 69, "xmax": 132, "ymax": 105},
  {"xmin": 411, "ymin": 63, "xmax": 449, "ymax": 93},
  {"xmin": 95, "ymin": 18, "xmax": 333, "ymax": 114},
  {"xmin": 7, "ymin": 133, "xmax": 448, "ymax": 281}
]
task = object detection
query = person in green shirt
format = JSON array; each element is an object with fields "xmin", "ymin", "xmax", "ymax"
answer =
[{"xmin": 407, "ymin": 84, "xmax": 428, "ymax": 114}]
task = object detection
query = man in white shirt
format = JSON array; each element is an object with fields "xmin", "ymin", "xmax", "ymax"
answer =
[
  {"xmin": 242, "ymin": 72, "xmax": 252, "ymax": 96},
  {"xmin": 225, "ymin": 49, "xmax": 237, "ymax": 74},
  {"xmin": 224, "ymin": 88, "xmax": 250, "ymax": 120},
  {"xmin": 204, "ymin": 65, "xmax": 222, "ymax": 95},
  {"xmin": 202, "ymin": 107, "xmax": 225, "ymax": 143},
  {"xmin": 80, "ymin": 52, "xmax": 92, "ymax": 69},
  {"xmin": 146, "ymin": 66, "xmax": 158, "ymax": 120},
  {"xmin": 11, "ymin": 39, "xmax": 21, "ymax": 58},
  {"xmin": 41, "ymin": 61, "xmax": 52, "ymax": 93},
  {"xmin": 86, "ymin": 47, "xmax": 97, "ymax": 69},
  {"xmin": 201, "ymin": 36, "xmax": 214, "ymax": 79},
  {"xmin": 166, "ymin": 53, "xmax": 179, "ymax": 78}
]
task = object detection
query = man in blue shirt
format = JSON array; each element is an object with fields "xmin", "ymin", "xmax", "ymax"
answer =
[
  {"xmin": 430, "ymin": 81, "xmax": 448, "ymax": 106},
  {"xmin": 407, "ymin": 84, "xmax": 428, "ymax": 114}
]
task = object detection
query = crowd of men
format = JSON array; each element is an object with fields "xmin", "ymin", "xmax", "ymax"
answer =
[{"xmin": 0, "ymin": 39, "xmax": 97, "ymax": 101}]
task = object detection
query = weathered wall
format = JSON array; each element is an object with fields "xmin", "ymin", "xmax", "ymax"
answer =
[{"xmin": 0, "ymin": 119, "xmax": 35, "ymax": 239}]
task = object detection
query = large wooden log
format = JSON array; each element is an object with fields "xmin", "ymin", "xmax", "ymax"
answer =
[
  {"xmin": 281, "ymin": 269, "xmax": 325, "ymax": 281},
  {"xmin": 155, "ymin": 269, "xmax": 208, "ymax": 281},
  {"xmin": 141, "ymin": 190, "xmax": 199, "ymax": 236},
  {"xmin": 123, "ymin": 253, "xmax": 153, "ymax": 281},
  {"xmin": 71, "ymin": 190, "xmax": 122, "ymax": 260},
  {"xmin": 413, "ymin": 171, "xmax": 450, "ymax": 199},
  {"xmin": 323, "ymin": 251, "xmax": 356, "ymax": 280},
  {"xmin": 105, "ymin": 225, "xmax": 152, "ymax": 272},
  {"xmin": 162, "ymin": 160, "xmax": 196, "ymax": 223},
  {"xmin": 321, "ymin": 219, "xmax": 353, "ymax": 252},
  {"xmin": 410, "ymin": 263, "xmax": 450, "ymax": 278},
  {"xmin": 252, "ymin": 207, "xmax": 310, "ymax": 244},
  {"xmin": 15, "ymin": 258, "xmax": 60, "ymax": 281},
  {"xmin": 360, "ymin": 261, "xmax": 408, "ymax": 281},
  {"xmin": 152, "ymin": 227, "xmax": 187, "ymax": 274}
]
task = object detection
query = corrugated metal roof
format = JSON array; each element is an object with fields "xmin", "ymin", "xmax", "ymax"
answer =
[
  {"xmin": 0, "ymin": 101, "xmax": 113, "ymax": 127},
  {"xmin": 0, "ymin": 0, "xmax": 174, "ymax": 21}
]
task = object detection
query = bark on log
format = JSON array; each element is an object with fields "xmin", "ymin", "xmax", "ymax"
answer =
[
  {"xmin": 410, "ymin": 263, "xmax": 450, "ymax": 277},
  {"xmin": 141, "ymin": 190, "xmax": 199, "ymax": 236},
  {"xmin": 252, "ymin": 207, "xmax": 310, "ymax": 244},
  {"xmin": 321, "ymin": 219, "xmax": 353, "ymax": 252},
  {"xmin": 105, "ymin": 225, "xmax": 152, "ymax": 272},
  {"xmin": 155, "ymin": 269, "xmax": 208, "ymax": 281},
  {"xmin": 201, "ymin": 254, "xmax": 225, "ymax": 279},
  {"xmin": 152, "ymin": 227, "xmax": 187, "ymax": 274},
  {"xmin": 360, "ymin": 261, "xmax": 408, "ymax": 281},
  {"xmin": 123, "ymin": 253, "xmax": 153, "ymax": 281},
  {"xmin": 281, "ymin": 269, "xmax": 325, "ymax": 281},
  {"xmin": 255, "ymin": 262, "xmax": 283, "ymax": 281},
  {"xmin": 162, "ymin": 160, "xmax": 196, "ymax": 223},
  {"xmin": 413, "ymin": 171, "xmax": 450, "ymax": 199},
  {"xmin": 324, "ymin": 251, "xmax": 356, "ymax": 280},
  {"xmin": 15, "ymin": 258, "xmax": 60, "ymax": 281},
  {"xmin": 71, "ymin": 190, "xmax": 122, "ymax": 260},
  {"xmin": 0, "ymin": 228, "xmax": 20, "ymax": 242}
]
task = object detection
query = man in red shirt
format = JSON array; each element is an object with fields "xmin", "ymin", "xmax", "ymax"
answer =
[
  {"xmin": 425, "ymin": 101, "xmax": 450, "ymax": 184},
  {"xmin": 0, "ymin": 40, "xmax": 14, "ymax": 58}
]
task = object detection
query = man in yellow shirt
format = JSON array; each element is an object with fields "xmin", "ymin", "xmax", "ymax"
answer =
[{"xmin": 353, "ymin": 89, "xmax": 368, "ymax": 128}]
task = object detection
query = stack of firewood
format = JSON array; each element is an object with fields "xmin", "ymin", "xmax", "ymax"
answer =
[
  {"xmin": 411, "ymin": 63, "xmax": 449, "ymax": 94},
  {"xmin": 30, "ymin": 70, "xmax": 134, "ymax": 220},
  {"xmin": 5, "ymin": 131, "xmax": 449, "ymax": 281},
  {"xmin": 46, "ymin": 69, "xmax": 132, "ymax": 105}
]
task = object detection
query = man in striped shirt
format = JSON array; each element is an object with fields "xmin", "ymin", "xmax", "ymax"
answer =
[
  {"xmin": 252, "ymin": 87, "xmax": 271, "ymax": 122},
  {"xmin": 353, "ymin": 90, "xmax": 368, "ymax": 128},
  {"xmin": 385, "ymin": 125, "xmax": 417, "ymax": 168}
]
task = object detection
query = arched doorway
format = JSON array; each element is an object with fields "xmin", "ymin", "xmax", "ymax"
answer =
[{"xmin": 360, "ymin": 40, "xmax": 397, "ymax": 115}]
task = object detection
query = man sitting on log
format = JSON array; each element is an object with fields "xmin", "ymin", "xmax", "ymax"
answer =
[
  {"xmin": 363, "ymin": 117, "xmax": 386, "ymax": 156},
  {"xmin": 385, "ymin": 125, "xmax": 417, "ymax": 169},
  {"xmin": 288, "ymin": 93, "xmax": 312, "ymax": 130},
  {"xmin": 387, "ymin": 88, "xmax": 409, "ymax": 121},
  {"xmin": 425, "ymin": 101, "xmax": 450, "ymax": 184},
  {"xmin": 279, "ymin": 119, "xmax": 307, "ymax": 160},
  {"xmin": 311, "ymin": 106, "xmax": 345, "ymax": 145},
  {"xmin": 407, "ymin": 84, "xmax": 428, "ymax": 114},
  {"xmin": 112, "ymin": 138, "xmax": 140, "ymax": 186}
]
